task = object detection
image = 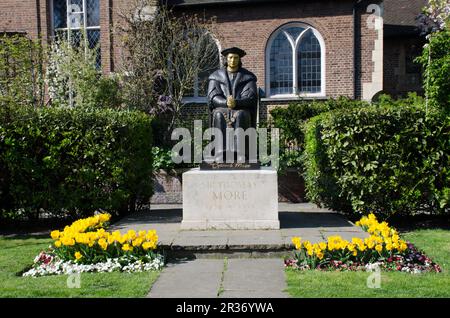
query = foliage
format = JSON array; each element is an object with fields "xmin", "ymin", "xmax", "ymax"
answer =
[
  {"xmin": 117, "ymin": 1, "xmax": 219, "ymax": 146},
  {"xmin": 416, "ymin": 0, "xmax": 449, "ymax": 34},
  {"xmin": 415, "ymin": 0, "xmax": 449, "ymax": 112},
  {"xmin": 267, "ymin": 97, "xmax": 369, "ymax": 171},
  {"xmin": 152, "ymin": 146, "xmax": 175, "ymax": 170},
  {"xmin": 46, "ymin": 35, "xmax": 122, "ymax": 109},
  {"xmin": 303, "ymin": 97, "xmax": 449, "ymax": 216},
  {"xmin": 415, "ymin": 27, "xmax": 450, "ymax": 112},
  {"xmin": 0, "ymin": 34, "xmax": 44, "ymax": 107},
  {"xmin": 289, "ymin": 214, "xmax": 441, "ymax": 273},
  {"xmin": 0, "ymin": 105, "xmax": 154, "ymax": 219},
  {"xmin": 302, "ymin": 114, "xmax": 349, "ymax": 211}
]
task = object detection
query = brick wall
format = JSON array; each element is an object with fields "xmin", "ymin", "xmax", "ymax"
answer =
[
  {"xmin": 145, "ymin": 0, "xmax": 358, "ymax": 99},
  {"xmin": 0, "ymin": 0, "xmax": 50, "ymax": 43},
  {"xmin": 2, "ymin": 0, "xmax": 384, "ymax": 102},
  {"xmin": 384, "ymin": 37, "xmax": 424, "ymax": 97}
]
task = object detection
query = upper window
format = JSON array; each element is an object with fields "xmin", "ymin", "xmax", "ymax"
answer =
[
  {"xmin": 52, "ymin": 0, "xmax": 101, "ymax": 66},
  {"xmin": 266, "ymin": 23, "xmax": 325, "ymax": 97}
]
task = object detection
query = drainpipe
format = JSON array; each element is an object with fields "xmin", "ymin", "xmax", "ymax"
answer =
[
  {"xmin": 353, "ymin": 0, "xmax": 362, "ymax": 100},
  {"xmin": 36, "ymin": 0, "xmax": 42, "ymax": 38}
]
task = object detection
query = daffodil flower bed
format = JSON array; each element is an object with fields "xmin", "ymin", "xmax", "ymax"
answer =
[
  {"xmin": 23, "ymin": 213, "xmax": 164, "ymax": 277},
  {"xmin": 286, "ymin": 214, "xmax": 441, "ymax": 274}
]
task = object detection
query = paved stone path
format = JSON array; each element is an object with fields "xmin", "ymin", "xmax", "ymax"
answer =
[
  {"xmin": 147, "ymin": 258, "xmax": 288, "ymax": 298},
  {"xmin": 111, "ymin": 203, "xmax": 368, "ymax": 253},
  {"xmin": 110, "ymin": 203, "xmax": 368, "ymax": 298}
]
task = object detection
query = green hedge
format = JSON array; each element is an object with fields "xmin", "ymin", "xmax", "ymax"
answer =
[
  {"xmin": 0, "ymin": 105, "xmax": 153, "ymax": 219},
  {"xmin": 268, "ymin": 97, "xmax": 369, "ymax": 170},
  {"xmin": 303, "ymin": 103, "xmax": 449, "ymax": 217}
]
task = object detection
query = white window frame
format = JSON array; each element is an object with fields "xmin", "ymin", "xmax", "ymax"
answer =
[
  {"xmin": 265, "ymin": 22, "xmax": 326, "ymax": 98},
  {"xmin": 50, "ymin": 0, "xmax": 101, "ymax": 54}
]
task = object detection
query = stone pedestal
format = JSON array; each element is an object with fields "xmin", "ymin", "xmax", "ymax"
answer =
[{"xmin": 181, "ymin": 167, "xmax": 279, "ymax": 230}]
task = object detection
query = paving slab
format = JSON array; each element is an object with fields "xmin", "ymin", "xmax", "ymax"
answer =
[
  {"xmin": 227, "ymin": 230, "xmax": 283, "ymax": 248},
  {"xmin": 172, "ymin": 235, "xmax": 229, "ymax": 249},
  {"xmin": 147, "ymin": 259, "xmax": 224, "ymax": 298},
  {"xmin": 147, "ymin": 258, "xmax": 289, "ymax": 298},
  {"xmin": 220, "ymin": 259, "xmax": 288, "ymax": 298}
]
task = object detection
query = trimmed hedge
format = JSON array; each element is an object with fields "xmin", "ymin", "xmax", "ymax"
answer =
[
  {"xmin": 0, "ymin": 105, "xmax": 153, "ymax": 219},
  {"xmin": 303, "ymin": 103, "xmax": 449, "ymax": 217},
  {"xmin": 268, "ymin": 97, "xmax": 369, "ymax": 169}
]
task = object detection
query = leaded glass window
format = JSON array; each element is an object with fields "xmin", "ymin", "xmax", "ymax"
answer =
[
  {"xmin": 267, "ymin": 23, "xmax": 324, "ymax": 97},
  {"xmin": 52, "ymin": 0, "xmax": 101, "ymax": 67}
]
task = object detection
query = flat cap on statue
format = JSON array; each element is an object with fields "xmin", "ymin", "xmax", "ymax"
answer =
[{"xmin": 220, "ymin": 47, "xmax": 246, "ymax": 57}]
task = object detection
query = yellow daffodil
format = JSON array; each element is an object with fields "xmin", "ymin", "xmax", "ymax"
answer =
[
  {"xmin": 142, "ymin": 241, "xmax": 156, "ymax": 250},
  {"xmin": 127, "ymin": 230, "xmax": 137, "ymax": 240},
  {"xmin": 292, "ymin": 237, "xmax": 302, "ymax": 250},
  {"xmin": 122, "ymin": 243, "xmax": 132, "ymax": 252},
  {"xmin": 132, "ymin": 238, "xmax": 143, "ymax": 247},
  {"xmin": 74, "ymin": 252, "xmax": 82, "ymax": 260},
  {"xmin": 98, "ymin": 238, "xmax": 108, "ymax": 250},
  {"xmin": 50, "ymin": 230, "xmax": 60, "ymax": 240},
  {"xmin": 399, "ymin": 242, "xmax": 408, "ymax": 252}
]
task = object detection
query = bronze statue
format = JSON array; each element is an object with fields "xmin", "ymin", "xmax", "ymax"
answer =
[{"xmin": 207, "ymin": 47, "xmax": 258, "ymax": 163}]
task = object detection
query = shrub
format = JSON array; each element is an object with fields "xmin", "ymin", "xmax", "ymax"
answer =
[
  {"xmin": 268, "ymin": 97, "xmax": 369, "ymax": 170},
  {"xmin": 0, "ymin": 105, "xmax": 154, "ymax": 219},
  {"xmin": 152, "ymin": 146, "xmax": 175, "ymax": 170},
  {"xmin": 415, "ymin": 2, "xmax": 449, "ymax": 113},
  {"xmin": 303, "ymin": 114, "xmax": 351, "ymax": 212},
  {"xmin": 303, "ymin": 100, "xmax": 449, "ymax": 216},
  {"xmin": 417, "ymin": 28, "xmax": 450, "ymax": 112}
]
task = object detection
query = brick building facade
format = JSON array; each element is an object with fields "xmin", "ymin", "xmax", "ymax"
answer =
[
  {"xmin": 1, "ymin": 0, "xmax": 426, "ymax": 120},
  {"xmin": 0, "ymin": 0, "xmax": 427, "ymax": 203}
]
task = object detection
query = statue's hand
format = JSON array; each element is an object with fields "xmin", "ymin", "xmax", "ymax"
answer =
[{"xmin": 227, "ymin": 96, "xmax": 236, "ymax": 109}]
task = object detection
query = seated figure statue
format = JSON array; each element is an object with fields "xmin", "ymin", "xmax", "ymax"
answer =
[{"xmin": 207, "ymin": 47, "xmax": 258, "ymax": 163}]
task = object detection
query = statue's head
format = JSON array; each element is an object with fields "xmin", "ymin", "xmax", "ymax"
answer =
[
  {"xmin": 226, "ymin": 53, "xmax": 241, "ymax": 70},
  {"xmin": 221, "ymin": 47, "xmax": 246, "ymax": 71}
]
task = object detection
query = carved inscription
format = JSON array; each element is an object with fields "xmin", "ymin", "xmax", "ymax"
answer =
[{"xmin": 202, "ymin": 180, "xmax": 256, "ymax": 203}]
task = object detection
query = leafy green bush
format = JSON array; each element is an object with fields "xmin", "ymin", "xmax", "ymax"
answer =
[
  {"xmin": 268, "ymin": 97, "xmax": 369, "ymax": 170},
  {"xmin": 0, "ymin": 104, "xmax": 153, "ymax": 220},
  {"xmin": 152, "ymin": 147, "xmax": 175, "ymax": 170},
  {"xmin": 415, "ymin": 23, "xmax": 449, "ymax": 112},
  {"xmin": 303, "ymin": 100, "xmax": 449, "ymax": 217},
  {"xmin": 303, "ymin": 114, "xmax": 351, "ymax": 212}
]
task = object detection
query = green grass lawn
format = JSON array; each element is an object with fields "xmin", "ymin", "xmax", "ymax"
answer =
[
  {"xmin": 0, "ymin": 236, "xmax": 160, "ymax": 297},
  {"xmin": 286, "ymin": 229, "xmax": 450, "ymax": 297}
]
